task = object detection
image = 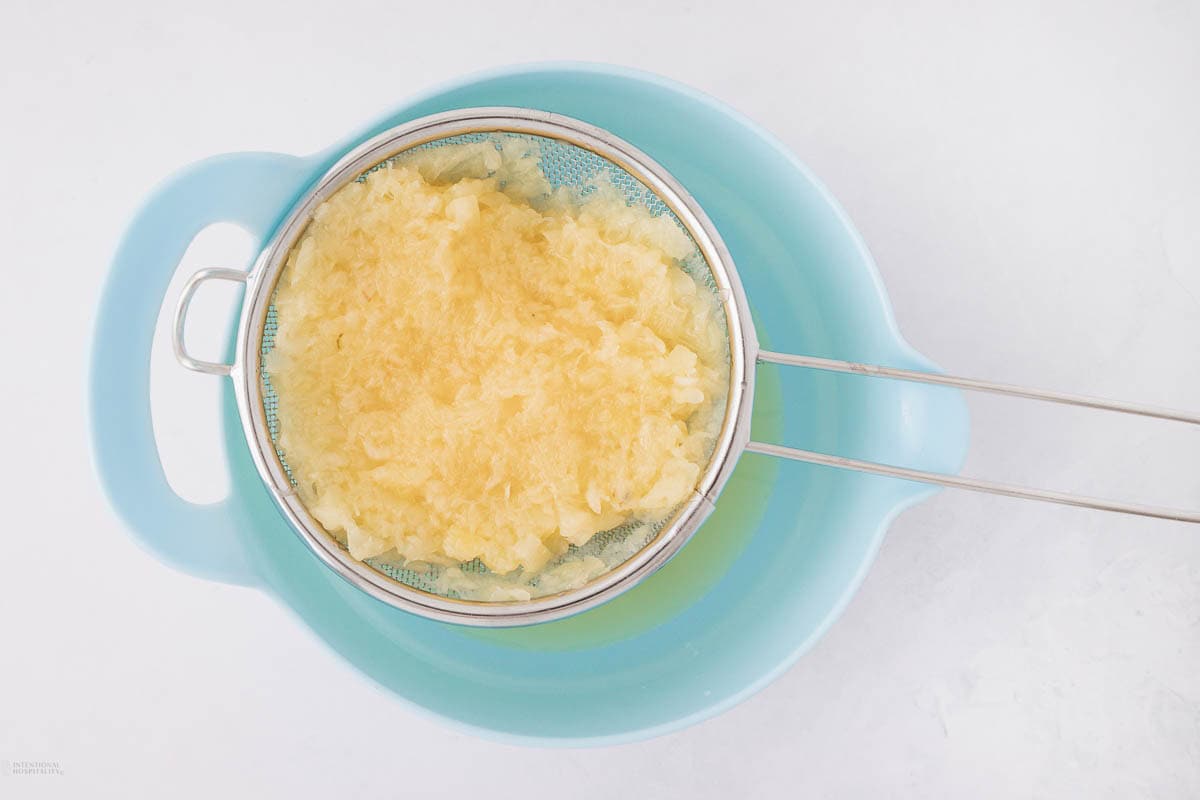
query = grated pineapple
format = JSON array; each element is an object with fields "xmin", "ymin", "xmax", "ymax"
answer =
[{"xmin": 266, "ymin": 143, "xmax": 728, "ymax": 576}]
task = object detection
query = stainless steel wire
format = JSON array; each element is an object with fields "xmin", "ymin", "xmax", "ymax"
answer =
[{"xmin": 751, "ymin": 351, "xmax": 1200, "ymax": 523}]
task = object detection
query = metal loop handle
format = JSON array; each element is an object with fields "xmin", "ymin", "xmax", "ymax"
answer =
[
  {"xmin": 750, "ymin": 350, "xmax": 1200, "ymax": 524},
  {"xmin": 173, "ymin": 268, "xmax": 248, "ymax": 376}
]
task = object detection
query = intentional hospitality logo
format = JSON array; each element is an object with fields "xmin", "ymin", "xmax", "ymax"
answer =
[{"xmin": 2, "ymin": 759, "xmax": 65, "ymax": 777}]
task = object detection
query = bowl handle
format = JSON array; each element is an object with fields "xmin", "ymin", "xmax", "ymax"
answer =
[{"xmin": 90, "ymin": 152, "xmax": 313, "ymax": 586}]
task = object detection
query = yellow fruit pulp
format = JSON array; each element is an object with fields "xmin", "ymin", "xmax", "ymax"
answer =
[{"xmin": 267, "ymin": 144, "xmax": 728, "ymax": 575}]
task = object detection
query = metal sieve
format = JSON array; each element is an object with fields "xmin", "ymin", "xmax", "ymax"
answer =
[{"xmin": 174, "ymin": 108, "xmax": 1200, "ymax": 627}]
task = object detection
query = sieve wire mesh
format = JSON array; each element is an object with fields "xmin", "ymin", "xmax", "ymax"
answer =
[{"xmin": 259, "ymin": 131, "xmax": 728, "ymax": 602}]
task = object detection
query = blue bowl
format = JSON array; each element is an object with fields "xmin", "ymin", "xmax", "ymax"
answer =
[{"xmin": 91, "ymin": 63, "xmax": 969, "ymax": 745}]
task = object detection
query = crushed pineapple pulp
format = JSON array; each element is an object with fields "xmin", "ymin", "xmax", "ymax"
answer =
[{"xmin": 267, "ymin": 142, "xmax": 728, "ymax": 576}]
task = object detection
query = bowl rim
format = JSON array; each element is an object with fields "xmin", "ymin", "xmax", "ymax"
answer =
[{"xmin": 240, "ymin": 60, "xmax": 968, "ymax": 746}]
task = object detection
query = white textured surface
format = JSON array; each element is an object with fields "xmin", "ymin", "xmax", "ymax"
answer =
[{"xmin": 2, "ymin": 0, "xmax": 1199, "ymax": 796}]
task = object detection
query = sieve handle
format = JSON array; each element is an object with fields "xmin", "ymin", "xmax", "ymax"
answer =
[
  {"xmin": 750, "ymin": 350, "xmax": 1200, "ymax": 524},
  {"xmin": 91, "ymin": 151, "xmax": 314, "ymax": 585},
  {"xmin": 173, "ymin": 267, "xmax": 248, "ymax": 375}
]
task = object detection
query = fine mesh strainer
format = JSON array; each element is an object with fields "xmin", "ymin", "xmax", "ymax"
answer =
[{"xmin": 174, "ymin": 108, "xmax": 1200, "ymax": 626}]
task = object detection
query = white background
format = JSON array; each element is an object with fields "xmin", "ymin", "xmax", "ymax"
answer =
[{"xmin": 3, "ymin": 0, "xmax": 1199, "ymax": 796}]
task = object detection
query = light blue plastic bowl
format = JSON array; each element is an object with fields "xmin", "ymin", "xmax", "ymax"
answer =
[{"xmin": 90, "ymin": 63, "xmax": 969, "ymax": 745}]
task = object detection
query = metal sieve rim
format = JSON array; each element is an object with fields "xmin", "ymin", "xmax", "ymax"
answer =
[{"xmin": 227, "ymin": 108, "xmax": 759, "ymax": 626}]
